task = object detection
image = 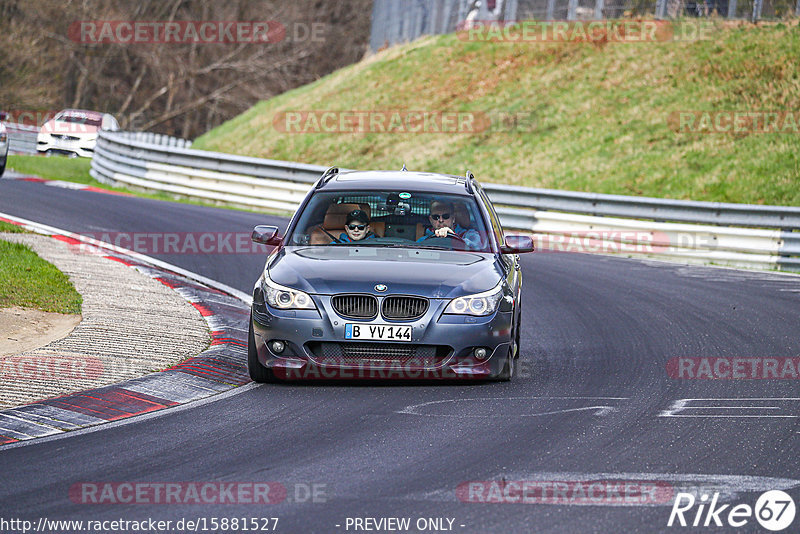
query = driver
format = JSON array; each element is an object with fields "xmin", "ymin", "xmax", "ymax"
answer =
[
  {"xmin": 334, "ymin": 209, "xmax": 375, "ymax": 243},
  {"xmin": 418, "ymin": 200, "xmax": 482, "ymax": 249}
]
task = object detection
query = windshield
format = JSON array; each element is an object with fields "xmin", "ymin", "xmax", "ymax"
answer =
[
  {"xmin": 288, "ymin": 190, "xmax": 492, "ymax": 252},
  {"xmin": 55, "ymin": 112, "xmax": 103, "ymax": 127}
]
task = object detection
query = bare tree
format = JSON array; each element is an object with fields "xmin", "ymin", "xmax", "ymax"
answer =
[{"xmin": 0, "ymin": 0, "xmax": 372, "ymax": 138}]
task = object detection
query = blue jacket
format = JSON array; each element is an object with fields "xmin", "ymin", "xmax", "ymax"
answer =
[
  {"xmin": 332, "ymin": 232, "xmax": 376, "ymax": 244},
  {"xmin": 417, "ymin": 224, "xmax": 483, "ymax": 250}
]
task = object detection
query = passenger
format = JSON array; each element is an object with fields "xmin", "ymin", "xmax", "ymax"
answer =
[
  {"xmin": 418, "ymin": 200, "xmax": 482, "ymax": 249},
  {"xmin": 334, "ymin": 209, "xmax": 376, "ymax": 243}
]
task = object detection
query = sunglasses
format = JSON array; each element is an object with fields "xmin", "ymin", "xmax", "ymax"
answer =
[
  {"xmin": 429, "ymin": 213, "xmax": 451, "ymax": 221},
  {"xmin": 347, "ymin": 224, "xmax": 367, "ymax": 231}
]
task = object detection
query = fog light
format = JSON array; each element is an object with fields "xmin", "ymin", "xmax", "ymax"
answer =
[
  {"xmin": 270, "ymin": 340, "xmax": 286, "ymax": 354},
  {"xmin": 474, "ymin": 347, "xmax": 488, "ymax": 360}
]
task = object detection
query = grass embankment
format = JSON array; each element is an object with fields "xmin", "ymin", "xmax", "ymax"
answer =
[
  {"xmin": 194, "ymin": 22, "xmax": 800, "ymax": 206},
  {"xmin": 0, "ymin": 223, "xmax": 82, "ymax": 314},
  {"xmin": 7, "ymin": 155, "xmax": 95, "ymax": 184}
]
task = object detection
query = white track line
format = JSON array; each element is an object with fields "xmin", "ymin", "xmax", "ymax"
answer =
[
  {"xmin": 0, "ymin": 210, "xmax": 261, "ymax": 450},
  {"xmin": 0, "ymin": 383, "xmax": 261, "ymax": 450},
  {"xmin": 0, "ymin": 211, "xmax": 252, "ymax": 304}
]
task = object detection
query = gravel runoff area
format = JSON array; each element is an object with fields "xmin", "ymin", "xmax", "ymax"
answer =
[{"xmin": 0, "ymin": 233, "xmax": 210, "ymax": 408}]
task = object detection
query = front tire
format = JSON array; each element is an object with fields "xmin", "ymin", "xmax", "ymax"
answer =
[
  {"xmin": 495, "ymin": 310, "xmax": 521, "ymax": 381},
  {"xmin": 248, "ymin": 314, "xmax": 277, "ymax": 383},
  {"xmin": 495, "ymin": 352, "xmax": 515, "ymax": 381}
]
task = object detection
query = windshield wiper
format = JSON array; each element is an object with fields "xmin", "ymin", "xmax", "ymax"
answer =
[
  {"xmin": 370, "ymin": 243, "xmax": 447, "ymax": 250},
  {"xmin": 407, "ymin": 245, "xmax": 451, "ymax": 251}
]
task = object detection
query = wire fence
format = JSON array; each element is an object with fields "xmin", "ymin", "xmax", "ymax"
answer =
[{"xmin": 370, "ymin": 0, "xmax": 800, "ymax": 50}]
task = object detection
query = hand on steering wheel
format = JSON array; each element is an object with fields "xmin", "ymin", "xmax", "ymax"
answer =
[{"xmin": 423, "ymin": 228, "xmax": 465, "ymax": 242}]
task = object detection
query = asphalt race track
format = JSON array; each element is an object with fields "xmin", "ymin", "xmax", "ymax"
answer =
[{"xmin": 1, "ymin": 177, "xmax": 799, "ymax": 533}]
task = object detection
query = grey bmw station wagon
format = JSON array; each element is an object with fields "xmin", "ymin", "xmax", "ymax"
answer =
[{"xmin": 248, "ymin": 167, "xmax": 533, "ymax": 382}]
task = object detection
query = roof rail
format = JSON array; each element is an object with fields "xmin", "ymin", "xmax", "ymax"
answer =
[
  {"xmin": 315, "ymin": 166, "xmax": 339, "ymax": 189},
  {"xmin": 464, "ymin": 170, "xmax": 475, "ymax": 194}
]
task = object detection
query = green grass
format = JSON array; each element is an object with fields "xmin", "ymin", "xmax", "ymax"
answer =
[
  {"xmin": 0, "ymin": 239, "xmax": 82, "ymax": 314},
  {"xmin": 0, "ymin": 221, "xmax": 26, "ymax": 233},
  {"xmin": 194, "ymin": 21, "xmax": 800, "ymax": 206},
  {"xmin": 7, "ymin": 155, "xmax": 94, "ymax": 184}
]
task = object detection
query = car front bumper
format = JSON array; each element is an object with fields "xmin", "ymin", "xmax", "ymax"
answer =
[
  {"xmin": 251, "ymin": 288, "xmax": 514, "ymax": 380},
  {"xmin": 37, "ymin": 136, "xmax": 96, "ymax": 158}
]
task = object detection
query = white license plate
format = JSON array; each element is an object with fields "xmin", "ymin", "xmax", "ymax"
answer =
[{"xmin": 345, "ymin": 323, "xmax": 412, "ymax": 342}]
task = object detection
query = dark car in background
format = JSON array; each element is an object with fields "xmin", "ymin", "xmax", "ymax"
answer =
[{"xmin": 248, "ymin": 168, "xmax": 534, "ymax": 382}]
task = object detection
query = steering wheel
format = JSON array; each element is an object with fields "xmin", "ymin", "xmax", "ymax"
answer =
[{"xmin": 422, "ymin": 231, "xmax": 466, "ymax": 243}]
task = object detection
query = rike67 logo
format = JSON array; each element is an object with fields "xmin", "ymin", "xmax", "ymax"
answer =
[{"xmin": 668, "ymin": 490, "xmax": 796, "ymax": 531}]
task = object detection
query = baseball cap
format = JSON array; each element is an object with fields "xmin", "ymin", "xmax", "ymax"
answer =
[{"xmin": 346, "ymin": 209, "xmax": 370, "ymax": 224}]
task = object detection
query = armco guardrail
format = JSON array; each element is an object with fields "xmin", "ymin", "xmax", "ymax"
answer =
[
  {"xmin": 91, "ymin": 131, "xmax": 322, "ymax": 212},
  {"xmin": 482, "ymin": 183, "xmax": 800, "ymax": 228},
  {"xmin": 2, "ymin": 122, "xmax": 39, "ymax": 155},
  {"xmin": 91, "ymin": 130, "xmax": 800, "ymax": 272}
]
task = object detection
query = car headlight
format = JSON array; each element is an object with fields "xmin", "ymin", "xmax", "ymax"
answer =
[
  {"xmin": 260, "ymin": 271, "xmax": 316, "ymax": 310},
  {"xmin": 444, "ymin": 283, "xmax": 504, "ymax": 316}
]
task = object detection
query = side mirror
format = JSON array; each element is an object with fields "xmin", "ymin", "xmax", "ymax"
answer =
[
  {"xmin": 251, "ymin": 225, "xmax": 282, "ymax": 246},
  {"xmin": 500, "ymin": 235, "xmax": 534, "ymax": 254}
]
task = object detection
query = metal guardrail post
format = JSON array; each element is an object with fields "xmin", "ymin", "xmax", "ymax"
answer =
[
  {"xmin": 503, "ymin": 0, "xmax": 519, "ymax": 21},
  {"xmin": 727, "ymin": 0, "xmax": 738, "ymax": 18},
  {"xmin": 546, "ymin": 0, "xmax": 557, "ymax": 20},
  {"xmin": 457, "ymin": 0, "xmax": 469, "ymax": 24},
  {"xmin": 429, "ymin": 0, "xmax": 441, "ymax": 34},
  {"xmin": 751, "ymin": 0, "xmax": 763, "ymax": 20},
  {"xmin": 369, "ymin": 0, "xmax": 383, "ymax": 51},
  {"xmin": 440, "ymin": 0, "xmax": 454, "ymax": 32},
  {"xmin": 567, "ymin": 0, "xmax": 578, "ymax": 19},
  {"xmin": 655, "ymin": 0, "xmax": 668, "ymax": 18},
  {"xmin": 594, "ymin": 0, "xmax": 605, "ymax": 18}
]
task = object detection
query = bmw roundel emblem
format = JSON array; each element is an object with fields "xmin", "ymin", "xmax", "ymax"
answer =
[{"xmin": 375, "ymin": 284, "xmax": 387, "ymax": 292}]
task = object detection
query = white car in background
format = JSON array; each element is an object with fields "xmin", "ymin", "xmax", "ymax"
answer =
[
  {"xmin": 0, "ymin": 122, "xmax": 8, "ymax": 177},
  {"xmin": 37, "ymin": 109, "xmax": 119, "ymax": 158}
]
